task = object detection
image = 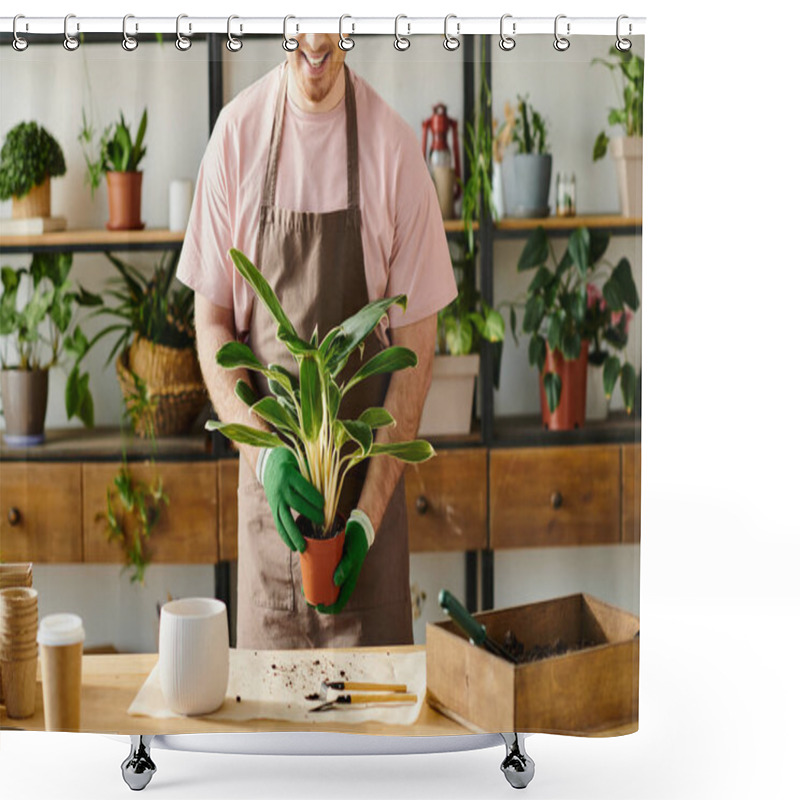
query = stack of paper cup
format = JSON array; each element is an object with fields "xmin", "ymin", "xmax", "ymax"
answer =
[
  {"xmin": 0, "ymin": 587, "xmax": 39, "ymax": 718},
  {"xmin": 37, "ymin": 613, "xmax": 85, "ymax": 731},
  {"xmin": 0, "ymin": 565, "xmax": 33, "ymax": 705}
]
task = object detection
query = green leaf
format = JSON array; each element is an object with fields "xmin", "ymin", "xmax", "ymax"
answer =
[
  {"xmin": 249, "ymin": 396, "xmax": 300, "ymax": 436},
  {"xmin": 266, "ymin": 363, "xmax": 298, "ymax": 400},
  {"xmin": 603, "ymin": 355, "xmax": 621, "ymax": 397},
  {"xmin": 522, "ymin": 294, "xmax": 545, "ymax": 335},
  {"xmin": 593, "ymin": 131, "xmax": 609, "ymax": 161},
  {"xmin": 343, "ymin": 346, "xmax": 417, "ymax": 395},
  {"xmin": 610, "ymin": 258, "xmax": 640, "ymax": 311},
  {"xmin": 216, "ymin": 341, "xmax": 263, "ymax": 371},
  {"xmin": 567, "ymin": 228, "xmax": 591, "ymax": 277},
  {"xmin": 543, "ymin": 371, "xmax": 562, "ymax": 413},
  {"xmin": 482, "ymin": 309, "xmax": 505, "ymax": 342},
  {"xmin": 562, "ymin": 331, "xmax": 583, "ymax": 360},
  {"xmin": 547, "ymin": 313, "xmax": 564, "ymax": 352},
  {"xmin": 589, "ymin": 231, "xmax": 610, "ymax": 264},
  {"xmin": 234, "ymin": 379, "xmax": 260, "ymax": 408},
  {"xmin": 620, "ymin": 363, "xmax": 637, "ymax": 413},
  {"xmin": 276, "ymin": 327, "xmax": 316, "ymax": 357},
  {"xmin": 299, "ymin": 355, "xmax": 323, "ymax": 441},
  {"xmin": 370, "ymin": 440, "xmax": 435, "ymax": 463},
  {"xmin": 204, "ymin": 420, "xmax": 283, "ymax": 449},
  {"xmin": 358, "ymin": 407, "xmax": 396, "ymax": 429},
  {"xmin": 341, "ymin": 420, "xmax": 373, "ymax": 454},
  {"xmin": 571, "ymin": 285, "xmax": 587, "ymax": 324},
  {"xmin": 602, "ymin": 277, "xmax": 626, "ymax": 312},
  {"xmin": 518, "ymin": 228, "xmax": 549, "ymax": 271},
  {"xmin": 65, "ymin": 365, "xmax": 81, "ymax": 419},
  {"xmin": 509, "ymin": 306, "xmax": 518, "ymax": 344},
  {"xmin": 228, "ymin": 248, "xmax": 297, "ymax": 339},
  {"xmin": 327, "ymin": 381, "xmax": 341, "ymax": 421},
  {"xmin": 445, "ymin": 317, "xmax": 473, "ymax": 356},
  {"xmin": 528, "ymin": 335, "xmax": 546, "ymax": 371}
]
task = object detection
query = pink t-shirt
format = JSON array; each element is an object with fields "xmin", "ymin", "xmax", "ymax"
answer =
[{"xmin": 177, "ymin": 63, "xmax": 457, "ymax": 341}]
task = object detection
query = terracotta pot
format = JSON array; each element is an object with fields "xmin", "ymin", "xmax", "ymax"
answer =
[
  {"xmin": 539, "ymin": 341, "xmax": 589, "ymax": 431},
  {"xmin": 0, "ymin": 368, "xmax": 48, "ymax": 446},
  {"xmin": 12, "ymin": 177, "xmax": 50, "ymax": 219},
  {"xmin": 297, "ymin": 516, "xmax": 346, "ymax": 607},
  {"xmin": 106, "ymin": 171, "xmax": 144, "ymax": 231}
]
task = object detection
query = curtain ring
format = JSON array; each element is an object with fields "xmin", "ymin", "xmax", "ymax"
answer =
[
  {"xmin": 499, "ymin": 14, "xmax": 515, "ymax": 51},
  {"xmin": 443, "ymin": 14, "xmax": 460, "ymax": 52},
  {"xmin": 12, "ymin": 15, "xmax": 28, "ymax": 51},
  {"xmin": 394, "ymin": 15, "xmax": 410, "ymax": 51},
  {"xmin": 63, "ymin": 14, "xmax": 79, "ymax": 51},
  {"xmin": 282, "ymin": 15, "xmax": 299, "ymax": 51},
  {"xmin": 553, "ymin": 14, "xmax": 570, "ymax": 51},
  {"xmin": 339, "ymin": 14, "xmax": 355, "ymax": 50},
  {"xmin": 176, "ymin": 14, "xmax": 191, "ymax": 51},
  {"xmin": 121, "ymin": 14, "xmax": 138, "ymax": 51},
  {"xmin": 226, "ymin": 15, "xmax": 242, "ymax": 52},
  {"xmin": 616, "ymin": 15, "xmax": 632, "ymax": 51}
]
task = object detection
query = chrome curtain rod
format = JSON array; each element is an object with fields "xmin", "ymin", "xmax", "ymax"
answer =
[{"xmin": 0, "ymin": 15, "xmax": 646, "ymax": 38}]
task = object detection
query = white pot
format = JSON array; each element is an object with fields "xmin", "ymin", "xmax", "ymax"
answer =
[
  {"xmin": 609, "ymin": 136, "xmax": 642, "ymax": 217},
  {"xmin": 585, "ymin": 364, "xmax": 610, "ymax": 421},
  {"xmin": 418, "ymin": 354, "xmax": 480, "ymax": 437}
]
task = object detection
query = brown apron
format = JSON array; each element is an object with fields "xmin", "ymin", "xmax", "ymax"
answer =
[{"xmin": 236, "ymin": 65, "xmax": 413, "ymax": 650}]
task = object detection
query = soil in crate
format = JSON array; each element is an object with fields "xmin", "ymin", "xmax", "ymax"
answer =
[{"xmin": 502, "ymin": 630, "xmax": 600, "ymax": 664}]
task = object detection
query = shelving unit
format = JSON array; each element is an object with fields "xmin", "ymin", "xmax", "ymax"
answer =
[{"xmin": 0, "ymin": 228, "xmax": 184, "ymax": 254}]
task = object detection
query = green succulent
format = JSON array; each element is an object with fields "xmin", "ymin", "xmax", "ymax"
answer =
[{"xmin": 0, "ymin": 122, "xmax": 66, "ymax": 201}]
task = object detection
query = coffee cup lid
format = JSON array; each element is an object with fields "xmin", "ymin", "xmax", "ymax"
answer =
[{"xmin": 37, "ymin": 613, "xmax": 85, "ymax": 646}]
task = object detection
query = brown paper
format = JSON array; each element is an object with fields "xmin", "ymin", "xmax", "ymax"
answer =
[{"xmin": 40, "ymin": 642, "xmax": 83, "ymax": 731}]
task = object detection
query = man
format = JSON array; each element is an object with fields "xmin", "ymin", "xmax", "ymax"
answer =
[{"xmin": 177, "ymin": 33, "xmax": 456, "ymax": 650}]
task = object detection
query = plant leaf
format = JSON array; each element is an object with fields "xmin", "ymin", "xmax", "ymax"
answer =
[
  {"xmin": 518, "ymin": 227, "xmax": 549, "ymax": 271},
  {"xmin": 341, "ymin": 420, "xmax": 373, "ymax": 454},
  {"xmin": 249, "ymin": 396, "xmax": 300, "ymax": 436},
  {"xmin": 610, "ymin": 257, "xmax": 640, "ymax": 311},
  {"xmin": 567, "ymin": 228, "xmax": 591, "ymax": 277},
  {"xmin": 370, "ymin": 440, "xmax": 435, "ymax": 463},
  {"xmin": 528, "ymin": 334, "xmax": 546, "ymax": 371},
  {"xmin": 234, "ymin": 379, "xmax": 259, "ymax": 408},
  {"xmin": 204, "ymin": 420, "xmax": 283, "ymax": 449},
  {"xmin": 343, "ymin": 346, "xmax": 418, "ymax": 395},
  {"xmin": 299, "ymin": 355, "xmax": 323, "ymax": 441},
  {"xmin": 603, "ymin": 355, "xmax": 621, "ymax": 397},
  {"xmin": 358, "ymin": 407, "xmax": 396, "ymax": 429},
  {"xmin": 620, "ymin": 362, "xmax": 637, "ymax": 413},
  {"xmin": 543, "ymin": 371, "xmax": 562, "ymax": 413},
  {"xmin": 216, "ymin": 341, "xmax": 263, "ymax": 371}
]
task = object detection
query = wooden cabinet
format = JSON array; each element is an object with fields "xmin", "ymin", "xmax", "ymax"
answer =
[
  {"xmin": 404, "ymin": 449, "xmax": 488, "ymax": 553},
  {"xmin": 82, "ymin": 462, "xmax": 219, "ymax": 564},
  {"xmin": 0, "ymin": 463, "xmax": 83, "ymax": 563},
  {"xmin": 621, "ymin": 444, "xmax": 641, "ymax": 544},
  {"xmin": 490, "ymin": 445, "xmax": 622, "ymax": 548},
  {"xmin": 218, "ymin": 459, "xmax": 239, "ymax": 561}
]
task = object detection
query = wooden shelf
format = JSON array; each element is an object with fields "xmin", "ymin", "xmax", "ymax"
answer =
[
  {"xmin": 495, "ymin": 214, "xmax": 642, "ymax": 239},
  {"xmin": 0, "ymin": 228, "xmax": 184, "ymax": 254},
  {"xmin": 492, "ymin": 412, "xmax": 640, "ymax": 447}
]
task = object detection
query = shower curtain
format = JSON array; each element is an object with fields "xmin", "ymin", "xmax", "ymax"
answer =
[{"xmin": 0, "ymin": 17, "xmax": 643, "ymax": 741}]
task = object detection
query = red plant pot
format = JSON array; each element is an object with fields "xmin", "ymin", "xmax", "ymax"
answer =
[
  {"xmin": 297, "ymin": 515, "xmax": 346, "ymax": 607},
  {"xmin": 106, "ymin": 171, "xmax": 144, "ymax": 231},
  {"xmin": 539, "ymin": 340, "xmax": 589, "ymax": 430}
]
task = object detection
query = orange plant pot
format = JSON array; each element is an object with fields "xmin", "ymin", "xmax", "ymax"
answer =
[
  {"xmin": 539, "ymin": 340, "xmax": 589, "ymax": 430},
  {"xmin": 298, "ymin": 517, "xmax": 346, "ymax": 607},
  {"xmin": 106, "ymin": 171, "xmax": 144, "ymax": 231}
]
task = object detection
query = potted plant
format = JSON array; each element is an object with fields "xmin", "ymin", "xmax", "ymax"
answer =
[
  {"xmin": 0, "ymin": 122, "xmax": 66, "ymax": 220},
  {"xmin": 0, "ymin": 253, "xmax": 100, "ymax": 445},
  {"xmin": 205, "ymin": 248, "xmax": 435, "ymax": 606},
  {"xmin": 592, "ymin": 46, "xmax": 644, "ymax": 217},
  {"xmin": 500, "ymin": 96, "xmax": 552, "ymax": 218},
  {"xmin": 420, "ymin": 238, "xmax": 505, "ymax": 436},
  {"xmin": 83, "ymin": 249, "xmax": 206, "ymax": 438},
  {"xmin": 79, "ymin": 108, "xmax": 148, "ymax": 230},
  {"xmin": 501, "ymin": 226, "xmax": 639, "ymax": 430}
]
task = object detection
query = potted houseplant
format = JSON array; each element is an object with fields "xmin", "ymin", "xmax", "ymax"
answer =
[
  {"xmin": 80, "ymin": 108, "xmax": 148, "ymax": 230},
  {"xmin": 592, "ymin": 46, "xmax": 644, "ymax": 217},
  {"xmin": 206, "ymin": 248, "xmax": 435, "ymax": 606},
  {"xmin": 0, "ymin": 121, "xmax": 66, "ymax": 221},
  {"xmin": 500, "ymin": 96, "xmax": 552, "ymax": 218},
  {"xmin": 502, "ymin": 226, "xmax": 639, "ymax": 430},
  {"xmin": 0, "ymin": 253, "xmax": 100, "ymax": 445},
  {"xmin": 83, "ymin": 249, "xmax": 206, "ymax": 438}
]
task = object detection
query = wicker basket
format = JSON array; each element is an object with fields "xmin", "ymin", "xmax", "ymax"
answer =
[{"xmin": 116, "ymin": 342, "xmax": 208, "ymax": 438}]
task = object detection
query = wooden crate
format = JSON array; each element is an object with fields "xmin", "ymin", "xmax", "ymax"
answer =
[{"xmin": 426, "ymin": 594, "xmax": 639, "ymax": 735}]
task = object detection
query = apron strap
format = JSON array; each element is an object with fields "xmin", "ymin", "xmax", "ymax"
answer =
[{"xmin": 262, "ymin": 64, "xmax": 360, "ymax": 212}]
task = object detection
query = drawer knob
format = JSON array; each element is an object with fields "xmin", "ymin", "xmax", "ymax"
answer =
[
  {"xmin": 550, "ymin": 491, "xmax": 563, "ymax": 510},
  {"xmin": 415, "ymin": 496, "xmax": 429, "ymax": 515},
  {"xmin": 7, "ymin": 507, "xmax": 22, "ymax": 526}
]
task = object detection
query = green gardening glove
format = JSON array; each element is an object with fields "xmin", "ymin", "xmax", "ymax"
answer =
[
  {"xmin": 258, "ymin": 448, "xmax": 324, "ymax": 553},
  {"xmin": 316, "ymin": 510, "xmax": 373, "ymax": 615}
]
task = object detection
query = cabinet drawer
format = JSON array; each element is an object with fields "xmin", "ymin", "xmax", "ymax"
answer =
[
  {"xmin": 404, "ymin": 448, "xmax": 487, "ymax": 552},
  {"xmin": 0, "ymin": 462, "xmax": 83, "ymax": 562},
  {"xmin": 490, "ymin": 446, "xmax": 621, "ymax": 548},
  {"xmin": 218, "ymin": 459, "xmax": 239, "ymax": 561},
  {"xmin": 622, "ymin": 444, "xmax": 641, "ymax": 544},
  {"xmin": 82, "ymin": 462, "xmax": 218, "ymax": 564}
]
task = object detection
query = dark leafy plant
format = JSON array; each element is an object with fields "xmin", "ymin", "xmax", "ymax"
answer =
[
  {"xmin": 0, "ymin": 122, "xmax": 66, "ymax": 201},
  {"xmin": 503, "ymin": 95, "xmax": 549, "ymax": 156},
  {"xmin": 206, "ymin": 248, "xmax": 435, "ymax": 537},
  {"xmin": 0, "ymin": 253, "xmax": 101, "ymax": 426},
  {"xmin": 501, "ymin": 227, "xmax": 639, "ymax": 413},
  {"xmin": 592, "ymin": 46, "xmax": 644, "ymax": 160},
  {"xmin": 79, "ymin": 108, "xmax": 148, "ymax": 197}
]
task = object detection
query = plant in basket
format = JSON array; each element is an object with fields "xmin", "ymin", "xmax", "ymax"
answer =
[
  {"xmin": 206, "ymin": 248, "xmax": 435, "ymax": 606},
  {"xmin": 84, "ymin": 250, "xmax": 206, "ymax": 438},
  {"xmin": 501, "ymin": 226, "xmax": 639, "ymax": 429}
]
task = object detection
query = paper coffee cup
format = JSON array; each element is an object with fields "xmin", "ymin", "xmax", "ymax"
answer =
[
  {"xmin": 0, "ymin": 657, "xmax": 37, "ymax": 718},
  {"xmin": 37, "ymin": 613, "xmax": 85, "ymax": 731},
  {"xmin": 0, "ymin": 587, "xmax": 38, "ymax": 705}
]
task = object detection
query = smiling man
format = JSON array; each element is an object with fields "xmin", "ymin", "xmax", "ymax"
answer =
[{"xmin": 177, "ymin": 34, "xmax": 457, "ymax": 651}]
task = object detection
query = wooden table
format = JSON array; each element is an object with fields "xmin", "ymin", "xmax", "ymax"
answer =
[{"xmin": 0, "ymin": 648, "xmax": 470, "ymax": 737}]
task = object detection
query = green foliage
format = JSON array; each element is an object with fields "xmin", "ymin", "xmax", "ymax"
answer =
[
  {"xmin": 501, "ymin": 227, "xmax": 640, "ymax": 413},
  {"xmin": 79, "ymin": 108, "xmax": 148, "ymax": 197},
  {"xmin": 592, "ymin": 46, "xmax": 644, "ymax": 160},
  {"xmin": 0, "ymin": 122, "xmax": 66, "ymax": 201},
  {"xmin": 0, "ymin": 253, "xmax": 100, "ymax": 426},
  {"xmin": 503, "ymin": 94, "xmax": 549, "ymax": 156},
  {"xmin": 206, "ymin": 248, "xmax": 435, "ymax": 536}
]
